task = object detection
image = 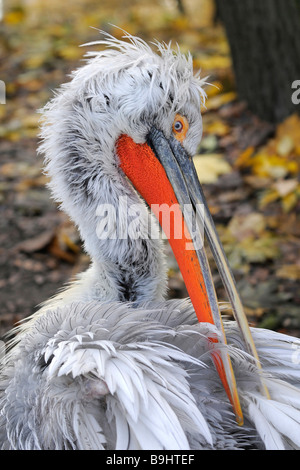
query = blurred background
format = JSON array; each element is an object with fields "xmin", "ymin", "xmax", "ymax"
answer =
[{"xmin": 0, "ymin": 0, "xmax": 299, "ymax": 339}]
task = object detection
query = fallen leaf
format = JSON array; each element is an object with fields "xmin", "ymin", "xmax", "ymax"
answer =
[
  {"xmin": 15, "ymin": 175, "xmax": 49, "ymax": 191},
  {"xmin": 60, "ymin": 232, "xmax": 81, "ymax": 254},
  {"xmin": 240, "ymin": 238, "xmax": 280, "ymax": 264},
  {"xmin": 249, "ymin": 153, "xmax": 297, "ymax": 179},
  {"xmin": 21, "ymin": 113, "xmax": 40, "ymax": 129},
  {"xmin": 193, "ymin": 154, "xmax": 232, "ymax": 183},
  {"xmin": 276, "ymin": 114, "xmax": 300, "ymax": 155},
  {"xmin": 0, "ymin": 162, "xmax": 42, "ymax": 179},
  {"xmin": 273, "ymin": 179, "xmax": 298, "ymax": 197},
  {"xmin": 244, "ymin": 175, "xmax": 272, "ymax": 189},
  {"xmin": 205, "ymin": 80, "xmax": 223, "ymax": 98},
  {"xmin": 194, "ymin": 55, "xmax": 232, "ymax": 71},
  {"xmin": 204, "ymin": 92, "xmax": 237, "ymax": 112},
  {"xmin": 218, "ymin": 214, "xmax": 280, "ymax": 270},
  {"xmin": 198, "ymin": 134, "xmax": 219, "ymax": 152},
  {"xmin": 237, "ymin": 279, "xmax": 279, "ymax": 309},
  {"xmin": 204, "ymin": 119, "xmax": 231, "ymax": 136},
  {"xmin": 57, "ymin": 45, "xmax": 82, "ymax": 61},
  {"xmin": 277, "ymin": 136, "xmax": 294, "ymax": 157},
  {"xmin": 234, "ymin": 146, "xmax": 255, "ymax": 168},
  {"xmin": 228, "ymin": 213, "xmax": 266, "ymax": 241},
  {"xmin": 276, "ymin": 265, "xmax": 300, "ymax": 281},
  {"xmin": 282, "ymin": 191, "xmax": 299, "ymax": 212},
  {"xmin": 259, "ymin": 181, "xmax": 300, "ymax": 211},
  {"xmin": 4, "ymin": 9, "xmax": 25, "ymax": 25},
  {"xmin": 23, "ymin": 54, "xmax": 47, "ymax": 70},
  {"xmin": 267, "ymin": 213, "xmax": 300, "ymax": 237},
  {"xmin": 48, "ymin": 236, "xmax": 77, "ymax": 263},
  {"xmin": 259, "ymin": 189, "xmax": 280, "ymax": 209},
  {"xmin": 15, "ymin": 230, "xmax": 55, "ymax": 253}
]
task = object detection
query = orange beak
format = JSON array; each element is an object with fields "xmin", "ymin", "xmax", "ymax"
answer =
[{"xmin": 116, "ymin": 129, "xmax": 269, "ymax": 425}]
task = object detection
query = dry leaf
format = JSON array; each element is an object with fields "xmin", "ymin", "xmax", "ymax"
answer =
[
  {"xmin": 194, "ymin": 55, "xmax": 232, "ymax": 71},
  {"xmin": 259, "ymin": 180, "xmax": 299, "ymax": 211},
  {"xmin": 193, "ymin": 154, "xmax": 232, "ymax": 183},
  {"xmin": 249, "ymin": 153, "xmax": 298, "ymax": 179},
  {"xmin": 235, "ymin": 147, "xmax": 255, "ymax": 168},
  {"xmin": 282, "ymin": 192, "xmax": 299, "ymax": 212},
  {"xmin": 205, "ymin": 80, "xmax": 223, "ymax": 98},
  {"xmin": 204, "ymin": 92, "xmax": 237, "ymax": 112},
  {"xmin": 273, "ymin": 179, "xmax": 298, "ymax": 197},
  {"xmin": 277, "ymin": 136, "xmax": 294, "ymax": 157},
  {"xmin": 48, "ymin": 236, "xmax": 77, "ymax": 263},
  {"xmin": 259, "ymin": 189, "xmax": 280, "ymax": 209},
  {"xmin": 15, "ymin": 175, "xmax": 49, "ymax": 192},
  {"xmin": 0, "ymin": 162, "xmax": 41, "ymax": 179},
  {"xmin": 228, "ymin": 213, "xmax": 266, "ymax": 241},
  {"xmin": 15, "ymin": 230, "xmax": 55, "ymax": 253},
  {"xmin": 204, "ymin": 120, "xmax": 231, "ymax": 136},
  {"xmin": 276, "ymin": 265, "xmax": 300, "ymax": 281}
]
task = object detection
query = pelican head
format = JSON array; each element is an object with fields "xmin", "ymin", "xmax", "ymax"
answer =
[{"xmin": 39, "ymin": 31, "xmax": 268, "ymax": 424}]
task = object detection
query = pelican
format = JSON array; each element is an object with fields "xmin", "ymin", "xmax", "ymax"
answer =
[{"xmin": 1, "ymin": 31, "xmax": 300, "ymax": 450}]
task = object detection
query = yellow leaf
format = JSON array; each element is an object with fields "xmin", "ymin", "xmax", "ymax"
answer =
[
  {"xmin": 189, "ymin": 0, "xmax": 216, "ymax": 28},
  {"xmin": 287, "ymin": 161, "xmax": 299, "ymax": 174},
  {"xmin": 235, "ymin": 146, "xmax": 255, "ymax": 168},
  {"xmin": 277, "ymin": 136, "xmax": 294, "ymax": 156},
  {"xmin": 204, "ymin": 120, "xmax": 230, "ymax": 137},
  {"xmin": 259, "ymin": 189, "xmax": 279, "ymax": 209},
  {"xmin": 282, "ymin": 192, "xmax": 299, "ymax": 212},
  {"xmin": 259, "ymin": 180, "xmax": 299, "ymax": 211},
  {"xmin": 193, "ymin": 154, "xmax": 232, "ymax": 184},
  {"xmin": 204, "ymin": 92, "xmax": 237, "ymax": 112},
  {"xmin": 172, "ymin": 17, "xmax": 190, "ymax": 31},
  {"xmin": 241, "ymin": 238, "xmax": 279, "ymax": 263},
  {"xmin": 194, "ymin": 55, "xmax": 232, "ymax": 71},
  {"xmin": 205, "ymin": 81, "xmax": 223, "ymax": 98},
  {"xmin": 6, "ymin": 131, "xmax": 21, "ymax": 142},
  {"xmin": 60, "ymin": 233, "xmax": 80, "ymax": 254},
  {"xmin": 276, "ymin": 265, "xmax": 300, "ymax": 281},
  {"xmin": 251, "ymin": 154, "xmax": 291, "ymax": 179},
  {"xmin": 58, "ymin": 45, "xmax": 81, "ymax": 61},
  {"xmin": 0, "ymin": 106, "xmax": 6, "ymax": 120},
  {"xmin": 295, "ymin": 144, "xmax": 300, "ymax": 156},
  {"xmin": 277, "ymin": 114, "xmax": 300, "ymax": 149},
  {"xmin": 220, "ymin": 214, "xmax": 280, "ymax": 268},
  {"xmin": 243, "ymin": 113, "xmax": 300, "ymax": 182},
  {"xmin": 24, "ymin": 54, "xmax": 46, "ymax": 69},
  {"xmin": 22, "ymin": 113, "xmax": 40, "ymax": 129},
  {"xmin": 4, "ymin": 10, "xmax": 25, "ymax": 25}
]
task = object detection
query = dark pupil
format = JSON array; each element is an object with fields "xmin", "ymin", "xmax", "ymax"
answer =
[{"xmin": 174, "ymin": 121, "xmax": 182, "ymax": 132}]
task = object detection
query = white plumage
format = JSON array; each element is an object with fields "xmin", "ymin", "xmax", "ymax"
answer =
[{"xmin": 1, "ymin": 31, "xmax": 300, "ymax": 450}]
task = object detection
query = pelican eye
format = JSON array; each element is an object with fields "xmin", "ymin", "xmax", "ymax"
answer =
[
  {"xmin": 172, "ymin": 114, "xmax": 189, "ymax": 142},
  {"xmin": 173, "ymin": 121, "xmax": 183, "ymax": 132}
]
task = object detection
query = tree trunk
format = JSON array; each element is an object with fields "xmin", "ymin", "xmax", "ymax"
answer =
[{"xmin": 216, "ymin": 0, "xmax": 300, "ymax": 123}]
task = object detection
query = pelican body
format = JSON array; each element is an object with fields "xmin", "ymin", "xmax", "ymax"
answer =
[{"xmin": 1, "ymin": 32, "xmax": 300, "ymax": 450}]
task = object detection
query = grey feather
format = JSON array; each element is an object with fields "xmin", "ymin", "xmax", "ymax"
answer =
[{"xmin": 1, "ymin": 32, "xmax": 300, "ymax": 450}]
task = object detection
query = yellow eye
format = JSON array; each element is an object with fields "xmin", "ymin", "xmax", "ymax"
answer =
[{"xmin": 172, "ymin": 114, "xmax": 189, "ymax": 142}]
